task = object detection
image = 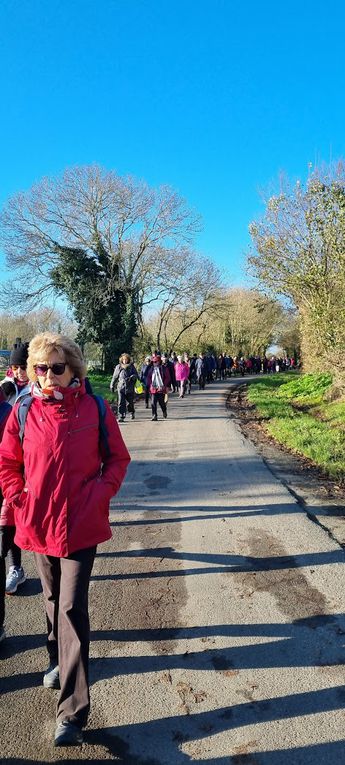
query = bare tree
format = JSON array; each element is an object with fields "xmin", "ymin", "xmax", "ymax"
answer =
[
  {"xmin": 146, "ymin": 250, "xmax": 223, "ymax": 350},
  {"xmin": 0, "ymin": 165, "xmax": 201, "ymax": 368}
]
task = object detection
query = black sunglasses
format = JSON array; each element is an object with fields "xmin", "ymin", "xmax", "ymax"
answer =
[{"xmin": 34, "ymin": 363, "xmax": 67, "ymax": 376}]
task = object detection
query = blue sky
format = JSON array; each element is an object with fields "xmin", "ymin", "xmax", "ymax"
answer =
[{"xmin": 1, "ymin": 0, "xmax": 344, "ymax": 287}]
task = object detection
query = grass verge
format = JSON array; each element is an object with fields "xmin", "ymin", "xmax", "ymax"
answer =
[
  {"xmin": 246, "ymin": 372, "xmax": 345, "ymax": 479},
  {"xmin": 87, "ymin": 372, "xmax": 115, "ymax": 402}
]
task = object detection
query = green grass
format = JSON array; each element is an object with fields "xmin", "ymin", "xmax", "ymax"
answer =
[
  {"xmin": 87, "ymin": 372, "xmax": 115, "ymax": 402},
  {"xmin": 246, "ymin": 373, "xmax": 345, "ymax": 479}
]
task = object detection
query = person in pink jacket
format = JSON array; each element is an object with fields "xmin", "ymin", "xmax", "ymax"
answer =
[
  {"xmin": 0, "ymin": 332, "xmax": 130, "ymax": 746},
  {"xmin": 174, "ymin": 354, "xmax": 190, "ymax": 398}
]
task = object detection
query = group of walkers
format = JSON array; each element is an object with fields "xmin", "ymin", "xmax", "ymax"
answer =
[
  {"xmin": 109, "ymin": 350, "xmax": 298, "ymax": 423},
  {"xmin": 109, "ymin": 351, "xmax": 210, "ymax": 423},
  {"xmin": 0, "ymin": 334, "xmax": 130, "ymax": 747}
]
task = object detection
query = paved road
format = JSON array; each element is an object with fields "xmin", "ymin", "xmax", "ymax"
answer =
[{"xmin": 1, "ymin": 380, "xmax": 345, "ymax": 764}]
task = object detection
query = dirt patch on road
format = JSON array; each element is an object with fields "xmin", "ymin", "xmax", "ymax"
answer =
[{"xmin": 226, "ymin": 384, "xmax": 345, "ymax": 548}]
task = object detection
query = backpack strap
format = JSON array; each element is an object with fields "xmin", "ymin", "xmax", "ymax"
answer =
[
  {"xmin": 84, "ymin": 376, "xmax": 93, "ymax": 394},
  {"xmin": 91, "ymin": 394, "xmax": 111, "ymax": 459},
  {"xmin": 17, "ymin": 394, "xmax": 34, "ymax": 444},
  {"xmin": 0, "ymin": 401, "xmax": 12, "ymax": 426}
]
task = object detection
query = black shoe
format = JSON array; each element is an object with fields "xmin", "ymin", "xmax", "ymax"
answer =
[
  {"xmin": 131, "ymin": 412, "xmax": 135, "ymax": 420},
  {"xmin": 145, "ymin": 404, "xmax": 149, "ymax": 409},
  {"xmin": 54, "ymin": 721, "xmax": 83, "ymax": 746},
  {"xmin": 163, "ymin": 411, "xmax": 167, "ymax": 419},
  {"xmin": 43, "ymin": 663, "xmax": 60, "ymax": 689},
  {"xmin": 117, "ymin": 415, "xmax": 125, "ymax": 422},
  {"xmin": 151, "ymin": 415, "xmax": 157, "ymax": 421}
]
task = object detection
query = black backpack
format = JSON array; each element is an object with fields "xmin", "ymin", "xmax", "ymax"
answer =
[{"xmin": 0, "ymin": 400, "xmax": 11, "ymax": 427}]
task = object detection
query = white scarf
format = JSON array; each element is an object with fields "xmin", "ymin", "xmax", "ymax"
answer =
[{"xmin": 151, "ymin": 366, "xmax": 164, "ymax": 390}]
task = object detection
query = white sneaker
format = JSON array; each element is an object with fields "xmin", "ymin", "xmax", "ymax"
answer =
[
  {"xmin": 43, "ymin": 663, "xmax": 60, "ymax": 689},
  {"xmin": 5, "ymin": 566, "xmax": 27, "ymax": 594}
]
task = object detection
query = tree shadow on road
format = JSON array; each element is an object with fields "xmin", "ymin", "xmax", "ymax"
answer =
[
  {"xmin": 110, "ymin": 501, "xmax": 304, "ymax": 527},
  {"xmin": 88, "ymin": 612, "xmax": 345, "ymax": 681},
  {"xmin": 1, "ymin": 723, "xmax": 345, "ymax": 765},
  {"xmin": 91, "ymin": 544, "xmax": 345, "ymax": 582}
]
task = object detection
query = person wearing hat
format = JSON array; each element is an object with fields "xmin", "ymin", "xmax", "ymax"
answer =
[
  {"xmin": 0, "ymin": 340, "xmax": 31, "ymax": 597},
  {"xmin": 1, "ymin": 340, "xmax": 31, "ymax": 406},
  {"xmin": 146, "ymin": 354, "xmax": 171, "ymax": 421}
]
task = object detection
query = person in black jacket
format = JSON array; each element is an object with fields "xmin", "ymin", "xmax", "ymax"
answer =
[{"xmin": 140, "ymin": 356, "xmax": 152, "ymax": 409}]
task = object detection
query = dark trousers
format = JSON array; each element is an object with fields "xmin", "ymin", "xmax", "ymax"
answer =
[
  {"xmin": 34, "ymin": 546, "xmax": 96, "ymax": 727},
  {"xmin": 0, "ymin": 525, "xmax": 21, "ymax": 628},
  {"xmin": 151, "ymin": 392, "xmax": 167, "ymax": 417},
  {"xmin": 118, "ymin": 388, "xmax": 134, "ymax": 416}
]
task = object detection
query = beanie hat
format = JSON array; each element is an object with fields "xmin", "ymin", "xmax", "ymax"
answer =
[{"xmin": 9, "ymin": 341, "xmax": 29, "ymax": 367}]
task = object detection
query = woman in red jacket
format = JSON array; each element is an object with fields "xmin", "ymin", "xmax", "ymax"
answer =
[{"xmin": 0, "ymin": 332, "xmax": 130, "ymax": 747}]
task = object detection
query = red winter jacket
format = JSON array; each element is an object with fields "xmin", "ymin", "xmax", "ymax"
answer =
[{"xmin": 0, "ymin": 384, "xmax": 131, "ymax": 556}]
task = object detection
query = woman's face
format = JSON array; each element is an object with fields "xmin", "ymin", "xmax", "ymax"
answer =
[
  {"xmin": 11, "ymin": 365, "xmax": 29, "ymax": 383},
  {"xmin": 34, "ymin": 350, "xmax": 74, "ymax": 390}
]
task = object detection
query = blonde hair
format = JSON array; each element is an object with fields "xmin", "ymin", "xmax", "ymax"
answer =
[
  {"xmin": 120, "ymin": 353, "xmax": 131, "ymax": 364},
  {"xmin": 27, "ymin": 332, "xmax": 87, "ymax": 382}
]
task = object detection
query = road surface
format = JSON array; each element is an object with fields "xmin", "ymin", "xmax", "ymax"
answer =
[{"xmin": 1, "ymin": 379, "xmax": 344, "ymax": 764}]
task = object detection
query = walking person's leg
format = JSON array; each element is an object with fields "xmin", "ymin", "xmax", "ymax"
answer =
[
  {"xmin": 34, "ymin": 552, "xmax": 60, "ymax": 678},
  {"xmin": 127, "ymin": 392, "xmax": 135, "ymax": 419},
  {"xmin": 56, "ymin": 546, "xmax": 96, "ymax": 738},
  {"xmin": 6, "ymin": 535, "xmax": 26, "ymax": 594},
  {"xmin": 151, "ymin": 392, "xmax": 158, "ymax": 420},
  {"xmin": 145, "ymin": 386, "xmax": 150, "ymax": 408},
  {"xmin": 117, "ymin": 388, "xmax": 126, "ymax": 421},
  {"xmin": 0, "ymin": 526, "xmax": 13, "ymax": 639},
  {"xmin": 158, "ymin": 392, "xmax": 167, "ymax": 418},
  {"xmin": 0, "ymin": 555, "xmax": 5, "ymax": 640}
]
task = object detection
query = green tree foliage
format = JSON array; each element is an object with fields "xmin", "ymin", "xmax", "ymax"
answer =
[{"xmin": 248, "ymin": 162, "xmax": 345, "ymax": 383}]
